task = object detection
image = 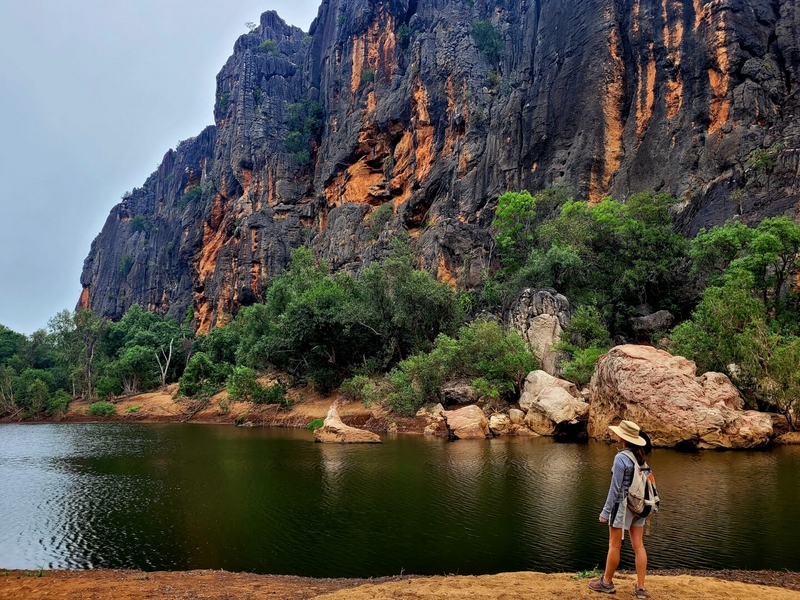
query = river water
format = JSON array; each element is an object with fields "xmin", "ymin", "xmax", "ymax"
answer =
[{"xmin": 1, "ymin": 423, "xmax": 798, "ymax": 576}]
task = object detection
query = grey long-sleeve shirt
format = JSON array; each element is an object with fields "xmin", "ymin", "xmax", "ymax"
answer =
[{"xmin": 600, "ymin": 449, "xmax": 635, "ymax": 520}]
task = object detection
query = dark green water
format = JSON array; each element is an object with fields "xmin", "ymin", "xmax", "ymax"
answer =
[{"xmin": 1, "ymin": 423, "xmax": 798, "ymax": 576}]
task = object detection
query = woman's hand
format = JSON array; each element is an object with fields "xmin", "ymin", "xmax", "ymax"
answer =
[{"xmin": 599, "ymin": 516, "xmax": 608, "ymax": 523}]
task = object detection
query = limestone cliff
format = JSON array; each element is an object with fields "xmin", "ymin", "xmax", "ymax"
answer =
[{"xmin": 79, "ymin": 0, "xmax": 800, "ymax": 331}]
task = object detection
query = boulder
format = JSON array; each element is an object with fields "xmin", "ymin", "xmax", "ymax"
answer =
[
  {"xmin": 489, "ymin": 413, "xmax": 539, "ymax": 437},
  {"xmin": 519, "ymin": 370, "xmax": 580, "ymax": 411},
  {"xmin": 314, "ymin": 406, "xmax": 382, "ymax": 443},
  {"xmin": 416, "ymin": 403, "xmax": 445, "ymax": 418},
  {"xmin": 506, "ymin": 289, "xmax": 572, "ymax": 375},
  {"xmin": 523, "ymin": 386, "xmax": 589, "ymax": 435},
  {"xmin": 775, "ymin": 432, "xmax": 800, "ymax": 445},
  {"xmin": 508, "ymin": 408, "xmax": 525, "ymax": 424},
  {"xmin": 489, "ymin": 414, "xmax": 513, "ymax": 435},
  {"xmin": 442, "ymin": 383, "xmax": 478, "ymax": 405},
  {"xmin": 442, "ymin": 405, "xmax": 490, "ymax": 439},
  {"xmin": 588, "ymin": 345, "xmax": 773, "ymax": 449},
  {"xmin": 630, "ymin": 310, "xmax": 675, "ymax": 335}
]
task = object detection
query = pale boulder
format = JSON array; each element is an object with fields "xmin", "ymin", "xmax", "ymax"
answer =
[
  {"xmin": 489, "ymin": 414, "xmax": 513, "ymax": 435},
  {"xmin": 523, "ymin": 386, "xmax": 589, "ymax": 435},
  {"xmin": 519, "ymin": 370, "xmax": 580, "ymax": 411},
  {"xmin": 314, "ymin": 406, "xmax": 382, "ymax": 443},
  {"xmin": 489, "ymin": 412, "xmax": 539, "ymax": 436},
  {"xmin": 442, "ymin": 405, "xmax": 490, "ymax": 439},
  {"xmin": 508, "ymin": 408, "xmax": 525, "ymax": 424},
  {"xmin": 588, "ymin": 345, "xmax": 774, "ymax": 449}
]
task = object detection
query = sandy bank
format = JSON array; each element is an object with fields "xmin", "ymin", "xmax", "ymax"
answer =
[{"xmin": 1, "ymin": 569, "xmax": 799, "ymax": 600}]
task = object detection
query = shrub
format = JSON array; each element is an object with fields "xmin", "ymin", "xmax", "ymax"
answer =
[
  {"xmin": 361, "ymin": 68, "xmax": 375, "ymax": 84},
  {"xmin": 340, "ymin": 375, "xmax": 383, "ymax": 407},
  {"xmin": 258, "ymin": 39, "xmax": 279, "ymax": 56},
  {"xmin": 126, "ymin": 404, "xmax": 141, "ymax": 413},
  {"xmin": 118, "ymin": 255, "xmax": 134, "ymax": 277},
  {"xmin": 46, "ymin": 390, "xmax": 71, "ymax": 416},
  {"xmin": 308, "ymin": 418, "xmax": 324, "ymax": 430},
  {"xmin": 397, "ymin": 23, "xmax": 410, "ymax": 47},
  {"xmin": 178, "ymin": 352, "xmax": 230, "ymax": 398},
  {"xmin": 385, "ymin": 319, "xmax": 535, "ymax": 415},
  {"xmin": 367, "ymin": 203, "xmax": 393, "ymax": 239},
  {"xmin": 129, "ymin": 215, "xmax": 151, "ymax": 234},
  {"xmin": 472, "ymin": 20, "xmax": 503, "ymax": 63},
  {"xmin": 88, "ymin": 401, "xmax": 116, "ymax": 416},
  {"xmin": 218, "ymin": 92, "xmax": 230, "ymax": 112}
]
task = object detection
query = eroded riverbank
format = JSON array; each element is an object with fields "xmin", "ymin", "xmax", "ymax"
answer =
[{"xmin": 2, "ymin": 570, "xmax": 800, "ymax": 600}]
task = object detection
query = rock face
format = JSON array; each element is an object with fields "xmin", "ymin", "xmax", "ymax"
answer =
[
  {"xmin": 442, "ymin": 405, "xmax": 490, "ymax": 439},
  {"xmin": 80, "ymin": 1, "xmax": 800, "ymax": 327},
  {"xmin": 506, "ymin": 290, "xmax": 572, "ymax": 375},
  {"xmin": 588, "ymin": 345, "xmax": 774, "ymax": 449},
  {"xmin": 314, "ymin": 406, "xmax": 382, "ymax": 443}
]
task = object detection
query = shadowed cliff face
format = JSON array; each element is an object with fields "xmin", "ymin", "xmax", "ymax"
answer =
[{"xmin": 80, "ymin": 0, "xmax": 800, "ymax": 331}]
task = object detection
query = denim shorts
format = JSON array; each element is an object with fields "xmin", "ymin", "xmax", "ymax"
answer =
[{"xmin": 610, "ymin": 500, "xmax": 646, "ymax": 530}]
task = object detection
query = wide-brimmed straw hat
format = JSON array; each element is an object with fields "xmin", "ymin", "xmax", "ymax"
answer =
[{"xmin": 608, "ymin": 420, "xmax": 646, "ymax": 446}]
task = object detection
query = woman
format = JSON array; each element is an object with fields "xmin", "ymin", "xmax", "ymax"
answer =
[{"xmin": 588, "ymin": 420, "xmax": 649, "ymax": 599}]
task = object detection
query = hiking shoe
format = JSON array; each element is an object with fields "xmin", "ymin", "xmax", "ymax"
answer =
[
  {"xmin": 588, "ymin": 578, "xmax": 616, "ymax": 593},
  {"xmin": 634, "ymin": 584, "xmax": 648, "ymax": 599}
]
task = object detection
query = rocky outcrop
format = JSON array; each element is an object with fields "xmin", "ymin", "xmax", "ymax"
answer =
[
  {"xmin": 588, "ymin": 345, "xmax": 774, "ymax": 449},
  {"xmin": 631, "ymin": 310, "xmax": 675, "ymax": 337},
  {"xmin": 506, "ymin": 290, "xmax": 572, "ymax": 375},
  {"xmin": 314, "ymin": 406, "xmax": 382, "ymax": 443},
  {"xmin": 442, "ymin": 405, "xmax": 490, "ymax": 439},
  {"xmin": 80, "ymin": 1, "xmax": 800, "ymax": 326}
]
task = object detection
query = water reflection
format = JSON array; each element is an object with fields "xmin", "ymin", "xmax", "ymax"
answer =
[{"xmin": 0, "ymin": 424, "xmax": 798, "ymax": 576}]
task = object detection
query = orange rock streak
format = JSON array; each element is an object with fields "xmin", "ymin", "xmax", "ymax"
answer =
[
  {"xmin": 708, "ymin": 11, "xmax": 730, "ymax": 135},
  {"xmin": 590, "ymin": 23, "xmax": 625, "ymax": 204}
]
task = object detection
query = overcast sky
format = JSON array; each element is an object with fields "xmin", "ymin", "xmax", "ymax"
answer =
[{"xmin": 0, "ymin": 0, "xmax": 320, "ymax": 334}]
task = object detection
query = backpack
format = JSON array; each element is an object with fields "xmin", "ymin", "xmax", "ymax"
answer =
[{"xmin": 620, "ymin": 449, "xmax": 660, "ymax": 518}]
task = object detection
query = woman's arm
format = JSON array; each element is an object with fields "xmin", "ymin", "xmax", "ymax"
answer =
[{"xmin": 600, "ymin": 453, "xmax": 628, "ymax": 521}]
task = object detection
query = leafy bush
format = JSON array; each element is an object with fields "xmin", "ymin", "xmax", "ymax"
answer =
[
  {"xmin": 95, "ymin": 375, "xmax": 122, "ymax": 399},
  {"xmin": 397, "ymin": 23, "xmax": 410, "ymax": 47},
  {"xmin": 177, "ymin": 352, "xmax": 230, "ymax": 398},
  {"xmin": 118, "ymin": 255, "xmax": 134, "ymax": 277},
  {"xmin": 385, "ymin": 319, "xmax": 535, "ymax": 415},
  {"xmin": 218, "ymin": 92, "xmax": 230, "ymax": 112},
  {"xmin": 555, "ymin": 306, "xmax": 612, "ymax": 387},
  {"xmin": 340, "ymin": 375, "xmax": 383, "ymax": 407},
  {"xmin": 367, "ymin": 203, "xmax": 393, "ymax": 239},
  {"xmin": 258, "ymin": 38, "xmax": 279, "ymax": 56},
  {"xmin": 46, "ymin": 390, "xmax": 72, "ymax": 416},
  {"xmin": 472, "ymin": 20, "xmax": 503, "ymax": 62},
  {"xmin": 308, "ymin": 418, "xmax": 324, "ymax": 430},
  {"xmin": 129, "ymin": 215, "xmax": 151, "ymax": 234},
  {"xmin": 361, "ymin": 68, "xmax": 375, "ymax": 84},
  {"xmin": 87, "ymin": 401, "xmax": 116, "ymax": 416},
  {"xmin": 226, "ymin": 366, "xmax": 289, "ymax": 406}
]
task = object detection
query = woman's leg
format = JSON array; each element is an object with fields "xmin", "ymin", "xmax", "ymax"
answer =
[
  {"xmin": 602, "ymin": 526, "xmax": 623, "ymax": 583},
  {"xmin": 628, "ymin": 525, "xmax": 647, "ymax": 589}
]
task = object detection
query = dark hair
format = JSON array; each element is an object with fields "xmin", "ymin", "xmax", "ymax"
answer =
[{"xmin": 625, "ymin": 431, "xmax": 651, "ymax": 465}]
